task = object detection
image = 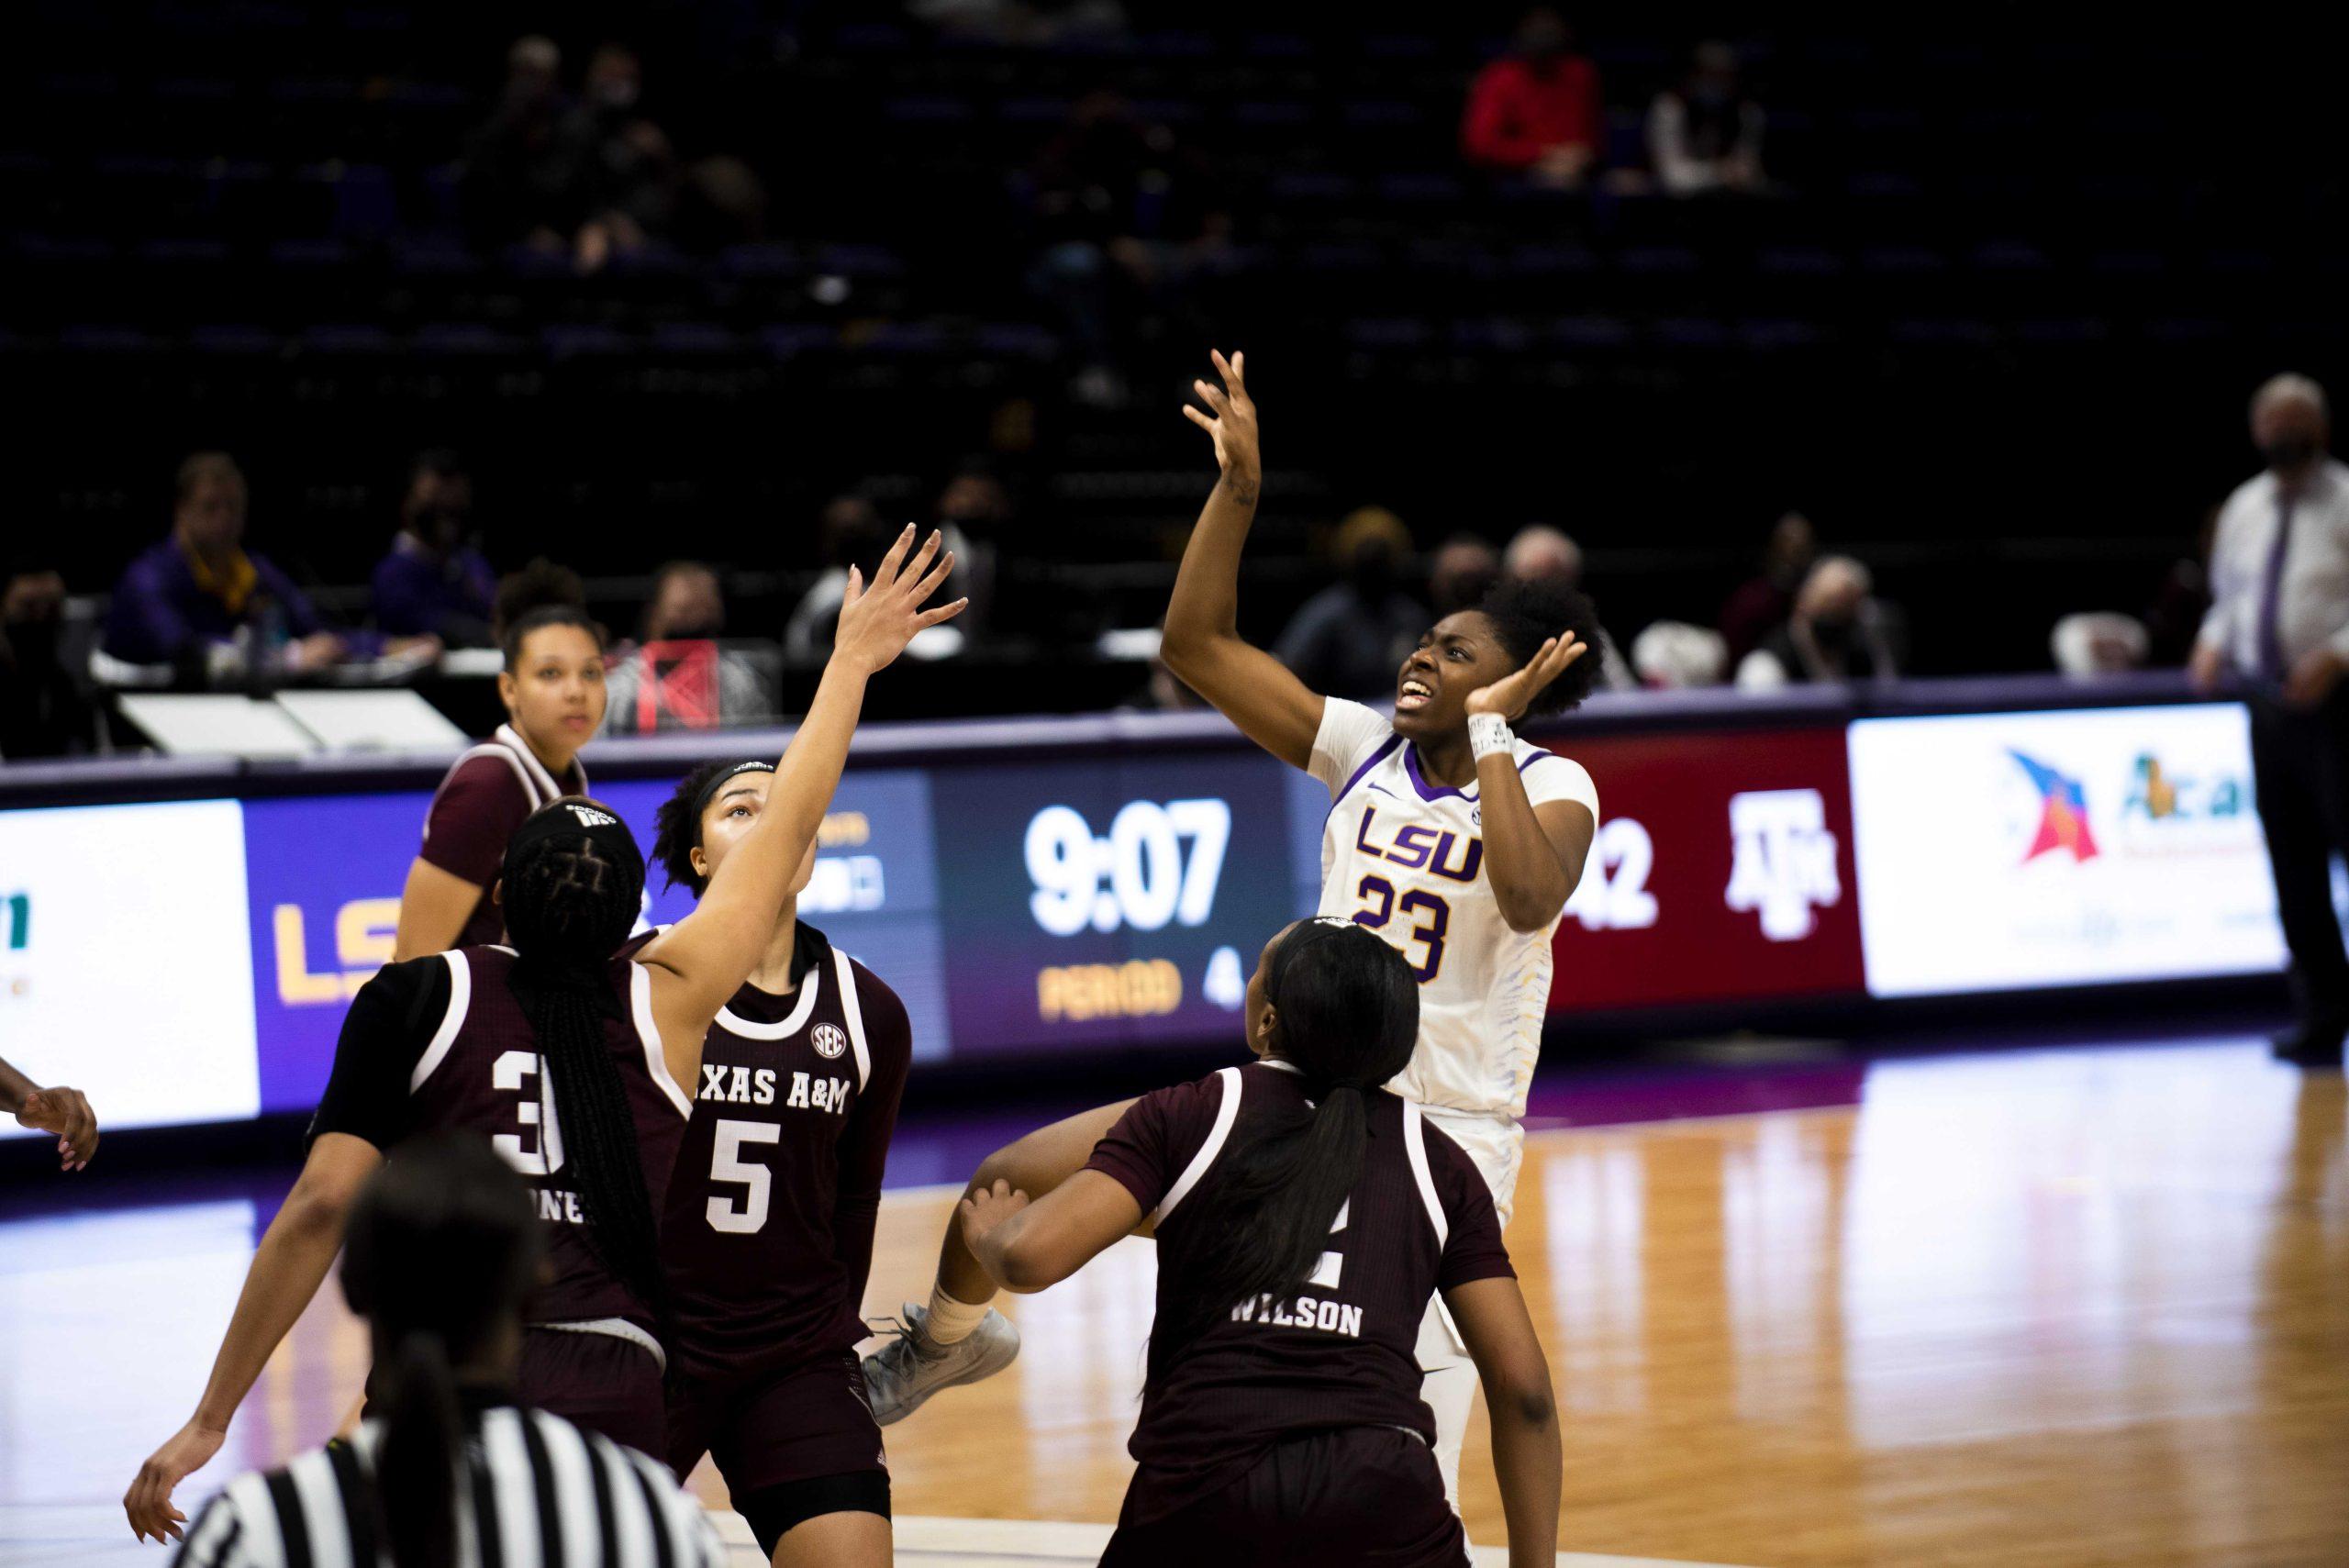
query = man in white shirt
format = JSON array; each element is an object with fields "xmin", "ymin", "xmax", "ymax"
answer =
[{"xmin": 2191, "ymin": 373, "xmax": 2349, "ymax": 1068}]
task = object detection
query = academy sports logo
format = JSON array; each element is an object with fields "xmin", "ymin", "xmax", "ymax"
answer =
[
  {"xmin": 2009, "ymin": 751, "xmax": 2098, "ymax": 863},
  {"xmin": 565, "ymin": 803, "xmax": 620, "ymax": 828},
  {"xmin": 811, "ymin": 1022, "xmax": 849, "ymax": 1060},
  {"xmin": 1723, "ymin": 789, "xmax": 1840, "ymax": 941}
]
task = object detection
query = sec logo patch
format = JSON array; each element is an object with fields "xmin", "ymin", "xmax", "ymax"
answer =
[{"xmin": 811, "ymin": 1023, "xmax": 849, "ymax": 1060}]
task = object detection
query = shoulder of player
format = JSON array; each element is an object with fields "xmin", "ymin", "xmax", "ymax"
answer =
[
  {"xmin": 354, "ymin": 951, "xmax": 459, "ymax": 1026},
  {"xmin": 434, "ymin": 744, "xmax": 534, "ymax": 807}
]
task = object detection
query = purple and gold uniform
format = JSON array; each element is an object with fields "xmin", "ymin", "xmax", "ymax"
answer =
[
  {"xmin": 309, "ymin": 946, "xmax": 690, "ymax": 1451},
  {"xmin": 660, "ymin": 923, "xmax": 910, "ymax": 1553},
  {"xmin": 1082, "ymin": 1059, "xmax": 1513, "ymax": 1568}
]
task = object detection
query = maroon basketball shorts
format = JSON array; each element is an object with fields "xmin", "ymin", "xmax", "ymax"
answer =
[
  {"xmin": 665, "ymin": 1351, "xmax": 890, "ymax": 1554},
  {"xmin": 516, "ymin": 1326, "xmax": 670, "ymax": 1458},
  {"xmin": 1102, "ymin": 1426, "xmax": 1468, "ymax": 1568}
]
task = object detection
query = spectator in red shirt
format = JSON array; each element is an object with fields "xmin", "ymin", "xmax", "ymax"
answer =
[{"xmin": 1462, "ymin": 8, "xmax": 1603, "ymax": 190}]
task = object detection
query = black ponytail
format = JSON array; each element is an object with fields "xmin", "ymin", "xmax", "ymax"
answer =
[
  {"xmin": 374, "ymin": 1332, "xmax": 463, "ymax": 1568},
  {"xmin": 499, "ymin": 803, "xmax": 664, "ymax": 1312},
  {"xmin": 1149, "ymin": 921, "xmax": 1419, "ymax": 1377},
  {"xmin": 340, "ymin": 1134, "xmax": 541, "ymax": 1568}
]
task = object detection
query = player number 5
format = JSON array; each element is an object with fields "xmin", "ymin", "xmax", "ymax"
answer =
[{"xmin": 707, "ymin": 1119, "xmax": 781, "ymax": 1235}]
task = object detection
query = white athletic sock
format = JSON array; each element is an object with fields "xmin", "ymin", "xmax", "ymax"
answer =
[{"xmin": 925, "ymin": 1284, "xmax": 990, "ymax": 1345}]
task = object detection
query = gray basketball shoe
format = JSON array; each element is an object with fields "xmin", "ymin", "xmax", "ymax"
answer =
[{"xmin": 861, "ymin": 1301, "xmax": 1021, "ymax": 1427}]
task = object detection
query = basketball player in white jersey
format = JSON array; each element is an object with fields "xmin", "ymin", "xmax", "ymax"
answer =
[{"xmin": 863, "ymin": 351, "xmax": 1599, "ymax": 1505}]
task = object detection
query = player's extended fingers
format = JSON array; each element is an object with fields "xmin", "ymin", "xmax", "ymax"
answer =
[
  {"xmin": 896, "ymin": 533, "xmax": 944, "ymax": 595},
  {"xmin": 909, "ymin": 550, "xmax": 958, "ymax": 604},
  {"xmin": 871, "ymin": 523, "xmax": 918, "ymax": 589},
  {"xmin": 916, "ymin": 598, "xmax": 971, "ymax": 629},
  {"xmin": 1181, "ymin": 403, "xmax": 1218, "ymax": 432},
  {"xmin": 840, "ymin": 564, "xmax": 863, "ymax": 607},
  {"xmin": 1192, "ymin": 377, "xmax": 1230, "ymax": 415},
  {"xmin": 1209, "ymin": 347, "xmax": 1235, "ymax": 385}
]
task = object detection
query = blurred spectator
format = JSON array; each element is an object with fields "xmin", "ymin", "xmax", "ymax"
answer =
[
  {"xmin": 787, "ymin": 496, "xmax": 967, "ymax": 662},
  {"xmin": 1462, "ymin": 8, "xmax": 1603, "ymax": 191},
  {"xmin": 493, "ymin": 557, "xmax": 589, "ymax": 645},
  {"xmin": 2143, "ymin": 507, "xmax": 2219, "ymax": 667},
  {"xmin": 1504, "ymin": 525, "xmax": 1632, "ymax": 688},
  {"xmin": 373, "ymin": 450, "xmax": 495, "ymax": 649},
  {"xmin": 602, "ymin": 562, "xmax": 776, "ymax": 734},
  {"xmin": 1736, "ymin": 555, "xmax": 1903, "ymax": 688},
  {"xmin": 1720, "ymin": 511, "xmax": 1819, "ymax": 662},
  {"xmin": 459, "ymin": 36, "xmax": 589, "ymax": 251},
  {"xmin": 933, "ymin": 466, "xmax": 1011, "ymax": 639},
  {"xmin": 1027, "ymin": 92, "xmax": 1233, "ymax": 404},
  {"xmin": 1631, "ymin": 621, "xmax": 1730, "ymax": 688},
  {"xmin": 1275, "ymin": 507, "xmax": 1428, "ymax": 700},
  {"xmin": 1428, "ymin": 535, "xmax": 1501, "ymax": 617},
  {"xmin": 0, "ymin": 571, "xmax": 98, "ymax": 759},
  {"xmin": 1503, "ymin": 524, "xmax": 1583, "ymax": 586},
  {"xmin": 2051, "ymin": 613, "xmax": 2150, "ymax": 676},
  {"xmin": 2188, "ymin": 373, "xmax": 2349, "ymax": 1066},
  {"xmin": 1648, "ymin": 41, "xmax": 1767, "ymax": 197},
  {"xmin": 102, "ymin": 453, "xmax": 345, "ymax": 676}
]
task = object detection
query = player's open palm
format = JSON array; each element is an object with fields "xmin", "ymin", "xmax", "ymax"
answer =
[
  {"xmin": 16, "ymin": 1084, "xmax": 97, "ymax": 1170},
  {"xmin": 1467, "ymin": 634, "xmax": 1588, "ymax": 720},
  {"xmin": 1182, "ymin": 349, "xmax": 1259, "ymax": 488},
  {"xmin": 833, "ymin": 525, "xmax": 966, "ymax": 675},
  {"xmin": 125, "ymin": 1418, "xmax": 224, "ymax": 1542}
]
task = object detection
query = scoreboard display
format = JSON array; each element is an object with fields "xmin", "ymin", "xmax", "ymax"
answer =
[{"xmin": 0, "ymin": 695, "xmax": 2288, "ymax": 1135}]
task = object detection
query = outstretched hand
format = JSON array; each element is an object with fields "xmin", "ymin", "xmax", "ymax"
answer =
[
  {"xmin": 1181, "ymin": 349, "xmax": 1259, "ymax": 495},
  {"xmin": 1465, "ymin": 634, "xmax": 1588, "ymax": 721},
  {"xmin": 833, "ymin": 525, "xmax": 968, "ymax": 676},
  {"xmin": 16, "ymin": 1084, "xmax": 97, "ymax": 1171}
]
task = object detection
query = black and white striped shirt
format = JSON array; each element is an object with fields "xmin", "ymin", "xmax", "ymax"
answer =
[{"xmin": 171, "ymin": 1404, "xmax": 728, "ymax": 1568}]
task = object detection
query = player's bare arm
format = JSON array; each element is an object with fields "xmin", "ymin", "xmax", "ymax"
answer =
[
  {"xmin": 1447, "ymin": 1274, "xmax": 1563, "ymax": 1568},
  {"xmin": 0, "ymin": 1053, "xmax": 97, "ymax": 1171},
  {"xmin": 123, "ymin": 1132, "xmax": 383, "ymax": 1542},
  {"xmin": 1159, "ymin": 350, "xmax": 1327, "ymax": 772},
  {"xmin": 961, "ymin": 1171, "xmax": 1145, "ymax": 1294},
  {"xmin": 641, "ymin": 526, "xmax": 965, "ymax": 1084},
  {"xmin": 1468, "ymin": 636, "xmax": 1598, "ymax": 930},
  {"xmin": 392, "ymin": 855, "xmax": 484, "ymax": 960}
]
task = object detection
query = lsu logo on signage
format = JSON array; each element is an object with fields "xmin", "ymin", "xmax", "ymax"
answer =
[
  {"xmin": 274, "ymin": 897, "xmax": 400, "ymax": 1004},
  {"xmin": 1724, "ymin": 789, "xmax": 1841, "ymax": 940}
]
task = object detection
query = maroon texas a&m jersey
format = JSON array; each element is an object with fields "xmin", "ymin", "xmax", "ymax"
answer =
[
  {"xmin": 1083, "ymin": 1060, "xmax": 1513, "ymax": 1518},
  {"xmin": 311, "ymin": 945, "xmax": 692, "ymax": 1337},
  {"xmin": 662, "ymin": 923, "xmax": 910, "ymax": 1381}
]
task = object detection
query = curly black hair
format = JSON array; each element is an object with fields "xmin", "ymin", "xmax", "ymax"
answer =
[
  {"xmin": 651, "ymin": 758, "xmax": 751, "ymax": 898},
  {"xmin": 1475, "ymin": 577, "xmax": 1609, "ymax": 714}
]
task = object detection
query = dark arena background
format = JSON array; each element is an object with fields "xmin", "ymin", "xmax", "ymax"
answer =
[{"xmin": 2, "ymin": 6, "xmax": 2344, "ymax": 1567}]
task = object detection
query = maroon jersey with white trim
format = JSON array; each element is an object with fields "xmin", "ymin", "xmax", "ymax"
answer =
[
  {"xmin": 405, "ymin": 945, "xmax": 691, "ymax": 1334},
  {"xmin": 417, "ymin": 724, "xmax": 585, "ymax": 947},
  {"xmin": 1083, "ymin": 1061, "xmax": 1512, "ymax": 1515},
  {"xmin": 662, "ymin": 924, "xmax": 911, "ymax": 1381}
]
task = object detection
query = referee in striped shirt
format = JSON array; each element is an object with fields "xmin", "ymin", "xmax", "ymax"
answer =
[{"xmin": 168, "ymin": 1135, "xmax": 725, "ymax": 1568}]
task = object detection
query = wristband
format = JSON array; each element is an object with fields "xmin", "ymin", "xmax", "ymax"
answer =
[{"xmin": 1468, "ymin": 713, "xmax": 1514, "ymax": 761}]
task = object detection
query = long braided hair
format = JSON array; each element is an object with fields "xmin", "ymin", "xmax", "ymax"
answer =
[
  {"xmin": 498, "ymin": 800, "xmax": 662, "ymax": 1311},
  {"xmin": 1148, "ymin": 920, "xmax": 1419, "ymax": 1379}
]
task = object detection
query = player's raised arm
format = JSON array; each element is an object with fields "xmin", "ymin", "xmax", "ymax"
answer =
[
  {"xmin": 638, "ymin": 527, "xmax": 963, "ymax": 1079},
  {"xmin": 1159, "ymin": 350, "xmax": 1327, "ymax": 772}
]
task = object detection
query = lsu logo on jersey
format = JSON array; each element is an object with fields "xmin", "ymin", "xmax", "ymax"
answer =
[{"xmin": 810, "ymin": 1022, "xmax": 849, "ymax": 1060}]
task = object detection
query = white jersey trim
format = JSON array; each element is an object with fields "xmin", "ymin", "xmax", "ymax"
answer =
[
  {"xmin": 536, "ymin": 1315, "xmax": 668, "ymax": 1372},
  {"xmin": 1400, "ymin": 1100, "xmax": 1449, "ymax": 1251},
  {"xmin": 1152, "ymin": 1065, "xmax": 1243, "ymax": 1226},
  {"xmin": 716, "ymin": 962, "xmax": 822, "ymax": 1040},
  {"xmin": 409, "ymin": 950, "xmax": 473, "ymax": 1093},
  {"xmin": 831, "ymin": 946, "xmax": 872, "ymax": 1091},
  {"xmin": 629, "ymin": 962, "xmax": 693, "ymax": 1118}
]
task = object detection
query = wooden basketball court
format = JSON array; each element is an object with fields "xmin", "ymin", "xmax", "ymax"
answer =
[{"xmin": 5, "ymin": 1036, "xmax": 2343, "ymax": 1567}]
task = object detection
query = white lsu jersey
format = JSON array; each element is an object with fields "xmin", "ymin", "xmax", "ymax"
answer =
[{"xmin": 1310, "ymin": 698, "xmax": 1598, "ymax": 1130}]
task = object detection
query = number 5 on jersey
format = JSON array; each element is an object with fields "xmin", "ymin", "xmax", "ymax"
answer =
[{"xmin": 707, "ymin": 1119, "xmax": 780, "ymax": 1234}]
